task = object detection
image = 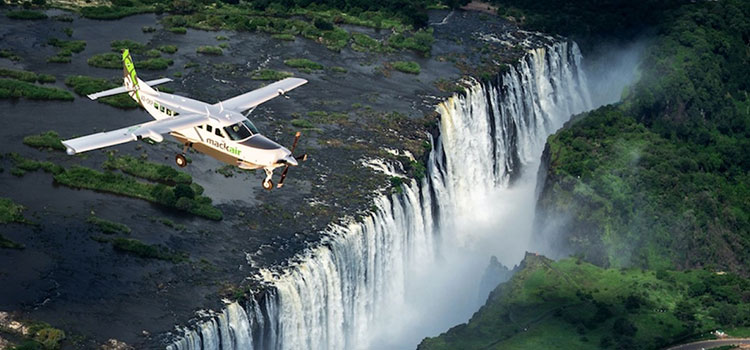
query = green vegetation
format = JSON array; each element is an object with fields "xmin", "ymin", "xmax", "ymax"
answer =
[
  {"xmin": 138, "ymin": 57, "xmax": 173, "ymax": 70},
  {"xmin": 284, "ymin": 58, "xmax": 324, "ymax": 71},
  {"xmin": 150, "ymin": 216, "xmax": 185, "ymax": 231},
  {"xmin": 492, "ymin": 0, "xmax": 686, "ymax": 50},
  {"xmin": 0, "ymin": 197, "xmax": 27, "ymax": 249},
  {"xmin": 251, "ymin": 69, "xmax": 292, "ymax": 81},
  {"xmin": 0, "ymin": 49, "xmax": 22, "ymax": 62},
  {"xmin": 87, "ymin": 52, "xmax": 121, "ymax": 69},
  {"xmin": 54, "ymin": 166, "xmax": 222, "ymax": 220},
  {"xmin": 168, "ymin": 26, "xmax": 187, "ymax": 34},
  {"xmin": 216, "ymin": 35, "xmax": 228, "ymax": 41},
  {"xmin": 145, "ymin": 49, "xmax": 161, "ymax": 58},
  {"xmin": 110, "ymin": 39, "xmax": 144, "ymax": 52},
  {"xmin": 7, "ymin": 153, "xmax": 64, "ymax": 177},
  {"xmin": 111, "ymin": 237, "xmax": 186, "ymax": 262},
  {"xmin": 103, "ymin": 155, "xmax": 192, "ymax": 184},
  {"xmin": 271, "ymin": 33, "xmax": 295, "ymax": 41},
  {"xmin": 0, "ymin": 78, "xmax": 73, "ymax": 101},
  {"xmin": 6, "ymin": 10, "xmax": 47, "ymax": 20},
  {"xmin": 386, "ymin": 28, "xmax": 434, "ymax": 56},
  {"xmin": 64, "ymin": 75, "xmax": 138, "ymax": 109},
  {"xmin": 538, "ymin": 0, "xmax": 750, "ymax": 273},
  {"xmin": 390, "ymin": 60, "xmax": 420, "ymax": 74},
  {"xmin": 7, "ymin": 321, "xmax": 67, "ymax": 350},
  {"xmin": 158, "ymin": 44, "xmax": 178, "ymax": 54},
  {"xmin": 47, "ymin": 38, "xmax": 86, "ymax": 63},
  {"xmin": 141, "ymin": 25, "xmax": 156, "ymax": 33},
  {"xmin": 87, "ymin": 215, "xmax": 131, "ymax": 234},
  {"xmin": 23, "ymin": 131, "xmax": 65, "ymax": 151},
  {"xmin": 291, "ymin": 119, "xmax": 314, "ymax": 129},
  {"xmin": 420, "ymin": 254, "xmax": 750, "ymax": 350},
  {"xmin": 0, "ymin": 68, "xmax": 54, "ymax": 83},
  {"xmin": 196, "ymin": 45, "xmax": 222, "ymax": 55},
  {"xmin": 351, "ymin": 33, "xmax": 383, "ymax": 52},
  {"xmin": 80, "ymin": 5, "xmax": 152, "ymax": 20}
]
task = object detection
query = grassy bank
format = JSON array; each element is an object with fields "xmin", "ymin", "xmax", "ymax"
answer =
[
  {"xmin": 54, "ymin": 166, "xmax": 221, "ymax": 220},
  {"xmin": 103, "ymin": 155, "xmax": 192, "ymax": 184},
  {"xmin": 0, "ymin": 79, "xmax": 74, "ymax": 101},
  {"xmin": 420, "ymin": 254, "xmax": 750, "ymax": 350},
  {"xmin": 23, "ymin": 131, "xmax": 66, "ymax": 151},
  {"xmin": 0, "ymin": 68, "xmax": 55, "ymax": 83}
]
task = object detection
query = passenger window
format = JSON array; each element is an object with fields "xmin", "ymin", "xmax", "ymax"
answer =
[
  {"xmin": 215, "ymin": 128, "xmax": 223, "ymax": 138},
  {"xmin": 160, "ymin": 106, "xmax": 165, "ymax": 113},
  {"xmin": 207, "ymin": 125, "xmax": 213, "ymax": 132},
  {"xmin": 154, "ymin": 103, "xmax": 159, "ymax": 109},
  {"xmin": 197, "ymin": 125, "xmax": 203, "ymax": 129}
]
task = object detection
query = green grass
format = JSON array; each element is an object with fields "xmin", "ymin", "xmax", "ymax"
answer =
[
  {"xmin": 0, "ymin": 197, "xmax": 27, "ymax": 249},
  {"xmin": 0, "ymin": 78, "xmax": 73, "ymax": 101},
  {"xmin": 142, "ymin": 25, "xmax": 156, "ymax": 33},
  {"xmin": 351, "ymin": 32, "xmax": 383, "ymax": 52},
  {"xmin": 216, "ymin": 35, "xmax": 228, "ymax": 41},
  {"xmin": 251, "ymin": 69, "xmax": 292, "ymax": 81},
  {"xmin": 390, "ymin": 60, "xmax": 420, "ymax": 74},
  {"xmin": 196, "ymin": 45, "xmax": 222, "ymax": 55},
  {"xmin": 271, "ymin": 33, "xmax": 295, "ymax": 41},
  {"xmin": 54, "ymin": 166, "xmax": 222, "ymax": 220},
  {"xmin": 6, "ymin": 10, "xmax": 47, "ymax": 20},
  {"xmin": 0, "ymin": 68, "xmax": 54, "ymax": 83},
  {"xmin": 387, "ymin": 28, "xmax": 434, "ymax": 56},
  {"xmin": 138, "ymin": 57, "xmax": 173, "ymax": 70},
  {"xmin": 291, "ymin": 119, "xmax": 314, "ymax": 129},
  {"xmin": 420, "ymin": 255, "xmax": 750, "ymax": 350},
  {"xmin": 80, "ymin": 5, "xmax": 152, "ymax": 20},
  {"xmin": 7, "ymin": 153, "xmax": 65, "ymax": 177},
  {"xmin": 47, "ymin": 38, "xmax": 86, "ymax": 63},
  {"xmin": 87, "ymin": 53, "xmax": 121, "ymax": 69},
  {"xmin": 111, "ymin": 237, "xmax": 186, "ymax": 262},
  {"xmin": 64, "ymin": 75, "xmax": 138, "ymax": 109},
  {"xmin": 110, "ymin": 39, "xmax": 144, "ymax": 53},
  {"xmin": 169, "ymin": 27, "xmax": 187, "ymax": 34},
  {"xmin": 103, "ymin": 155, "xmax": 192, "ymax": 184},
  {"xmin": 23, "ymin": 131, "xmax": 65, "ymax": 151},
  {"xmin": 150, "ymin": 216, "xmax": 185, "ymax": 231},
  {"xmin": 283, "ymin": 58, "xmax": 324, "ymax": 71},
  {"xmin": 87, "ymin": 215, "xmax": 131, "ymax": 234},
  {"xmin": 145, "ymin": 49, "xmax": 161, "ymax": 58},
  {"xmin": 0, "ymin": 49, "xmax": 22, "ymax": 62},
  {"xmin": 158, "ymin": 45, "xmax": 178, "ymax": 54}
]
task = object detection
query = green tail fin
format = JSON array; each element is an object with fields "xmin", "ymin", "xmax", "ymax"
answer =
[{"xmin": 122, "ymin": 49, "xmax": 142, "ymax": 105}]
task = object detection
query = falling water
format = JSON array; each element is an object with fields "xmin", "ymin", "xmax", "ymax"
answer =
[{"xmin": 168, "ymin": 40, "xmax": 592, "ymax": 350}]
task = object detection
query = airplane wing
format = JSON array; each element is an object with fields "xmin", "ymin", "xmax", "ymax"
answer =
[
  {"xmin": 62, "ymin": 113, "xmax": 208, "ymax": 155},
  {"xmin": 215, "ymin": 77, "xmax": 307, "ymax": 113},
  {"xmin": 87, "ymin": 78, "xmax": 173, "ymax": 100}
]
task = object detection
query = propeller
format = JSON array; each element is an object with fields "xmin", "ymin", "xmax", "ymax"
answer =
[{"xmin": 277, "ymin": 131, "xmax": 307, "ymax": 188}]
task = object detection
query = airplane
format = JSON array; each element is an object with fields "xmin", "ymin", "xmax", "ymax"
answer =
[{"xmin": 62, "ymin": 49, "xmax": 308, "ymax": 190}]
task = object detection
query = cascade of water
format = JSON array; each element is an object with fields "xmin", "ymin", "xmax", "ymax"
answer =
[{"xmin": 167, "ymin": 40, "xmax": 591, "ymax": 350}]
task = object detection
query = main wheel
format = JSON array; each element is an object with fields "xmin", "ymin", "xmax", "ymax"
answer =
[
  {"xmin": 262, "ymin": 178, "xmax": 273, "ymax": 190},
  {"xmin": 175, "ymin": 154, "xmax": 187, "ymax": 168}
]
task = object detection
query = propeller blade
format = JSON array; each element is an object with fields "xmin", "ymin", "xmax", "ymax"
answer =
[
  {"xmin": 295, "ymin": 154, "xmax": 308, "ymax": 162},
  {"xmin": 277, "ymin": 165, "xmax": 290, "ymax": 188},
  {"xmin": 277, "ymin": 132, "xmax": 301, "ymax": 189}
]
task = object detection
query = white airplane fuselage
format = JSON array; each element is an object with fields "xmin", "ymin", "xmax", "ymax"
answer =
[{"xmin": 139, "ymin": 90, "xmax": 297, "ymax": 171}]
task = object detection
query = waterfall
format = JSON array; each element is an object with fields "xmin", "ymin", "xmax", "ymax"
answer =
[{"xmin": 167, "ymin": 40, "xmax": 591, "ymax": 350}]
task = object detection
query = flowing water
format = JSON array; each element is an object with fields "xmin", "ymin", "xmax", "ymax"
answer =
[{"xmin": 168, "ymin": 40, "xmax": 592, "ymax": 350}]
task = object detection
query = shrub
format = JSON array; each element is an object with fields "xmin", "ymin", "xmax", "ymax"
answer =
[
  {"xmin": 139, "ymin": 57, "xmax": 173, "ymax": 70},
  {"xmin": 158, "ymin": 45, "xmax": 178, "ymax": 54},
  {"xmin": 87, "ymin": 215, "xmax": 131, "ymax": 234},
  {"xmin": 291, "ymin": 119, "xmax": 314, "ymax": 128},
  {"xmin": 169, "ymin": 27, "xmax": 187, "ymax": 34},
  {"xmin": 196, "ymin": 45, "xmax": 222, "ymax": 55},
  {"xmin": 390, "ymin": 61, "xmax": 420, "ymax": 74},
  {"xmin": 87, "ymin": 53, "xmax": 121, "ymax": 69},
  {"xmin": 23, "ymin": 131, "xmax": 65, "ymax": 151},
  {"xmin": 0, "ymin": 79, "xmax": 73, "ymax": 101},
  {"xmin": 271, "ymin": 33, "xmax": 295, "ymax": 41},
  {"xmin": 110, "ymin": 39, "xmax": 144, "ymax": 52},
  {"xmin": 6, "ymin": 10, "xmax": 47, "ymax": 20}
]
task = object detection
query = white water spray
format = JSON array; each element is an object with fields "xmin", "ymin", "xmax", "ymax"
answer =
[{"xmin": 168, "ymin": 41, "xmax": 592, "ymax": 350}]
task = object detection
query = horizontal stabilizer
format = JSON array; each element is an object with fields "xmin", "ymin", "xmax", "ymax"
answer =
[
  {"xmin": 62, "ymin": 113, "xmax": 207, "ymax": 155},
  {"xmin": 87, "ymin": 78, "xmax": 173, "ymax": 100}
]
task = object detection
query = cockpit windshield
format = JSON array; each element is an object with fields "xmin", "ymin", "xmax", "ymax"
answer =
[
  {"xmin": 242, "ymin": 119, "xmax": 259, "ymax": 134},
  {"xmin": 224, "ymin": 121, "xmax": 253, "ymax": 141}
]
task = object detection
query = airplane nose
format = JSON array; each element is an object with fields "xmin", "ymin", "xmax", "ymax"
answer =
[{"xmin": 282, "ymin": 154, "xmax": 298, "ymax": 166}]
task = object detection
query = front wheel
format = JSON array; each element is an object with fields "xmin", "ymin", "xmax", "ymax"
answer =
[
  {"xmin": 262, "ymin": 178, "xmax": 273, "ymax": 190},
  {"xmin": 175, "ymin": 154, "xmax": 187, "ymax": 168}
]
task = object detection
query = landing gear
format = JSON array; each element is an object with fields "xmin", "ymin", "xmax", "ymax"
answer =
[
  {"xmin": 262, "ymin": 178, "xmax": 274, "ymax": 190},
  {"xmin": 262, "ymin": 168, "xmax": 274, "ymax": 191},
  {"xmin": 175, "ymin": 142, "xmax": 192, "ymax": 168},
  {"xmin": 175, "ymin": 153, "xmax": 187, "ymax": 167}
]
